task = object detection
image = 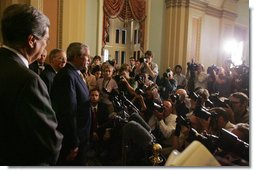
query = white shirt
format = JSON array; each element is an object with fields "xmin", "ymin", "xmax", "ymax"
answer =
[
  {"xmin": 159, "ymin": 114, "xmax": 177, "ymax": 138},
  {"xmin": 148, "ymin": 113, "xmax": 177, "ymax": 138},
  {"xmin": 91, "ymin": 104, "xmax": 98, "ymax": 113}
]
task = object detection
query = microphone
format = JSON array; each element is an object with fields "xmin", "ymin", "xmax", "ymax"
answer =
[
  {"xmin": 122, "ymin": 120, "xmax": 154, "ymax": 150},
  {"xmin": 120, "ymin": 92, "xmax": 140, "ymax": 113},
  {"xmin": 129, "ymin": 113, "xmax": 152, "ymax": 133}
]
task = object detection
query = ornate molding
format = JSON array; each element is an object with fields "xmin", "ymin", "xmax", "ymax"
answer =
[
  {"xmin": 165, "ymin": 0, "xmax": 239, "ymax": 20},
  {"xmin": 221, "ymin": 9, "xmax": 238, "ymax": 20},
  {"xmin": 189, "ymin": 0, "xmax": 207, "ymax": 11},
  {"xmin": 165, "ymin": 0, "xmax": 190, "ymax": 8},
  {"xmin": 205, "ymin": 5, "xmax": 223, "ymax": 18}
]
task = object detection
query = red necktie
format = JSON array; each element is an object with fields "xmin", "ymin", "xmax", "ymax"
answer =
[{"xmin": 92, "ymin": 107, "xmax": 97, "ymax": 131}]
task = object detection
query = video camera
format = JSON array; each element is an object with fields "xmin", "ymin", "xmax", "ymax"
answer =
[
  {"xmin": 193, "ymin": 106, "xmax": 213, "ymax": 120},
  {"xmin": 153, "ymin": 102, "xmax": 164, "ymax": 113},
  {"xmin": 207, "ymin": 64, "xmax": 220, "ymax": 75},
  {"xmin": 138, "ymin": 57, "xmax": 147, "ymax": 63},
  {"xmin": 209, "ymin": 93, "xmax": 232, "ymax": 108},
  {"xmin": 187, "ymin": 61, "xmax": 198, "ymax": 72},
  {"xmin": 135, "ymin": 74, "xmax": 145, "ymax": 83},
  {"xmin": 170, "ymin": 93, "xmax": 189, "ymax": 118},
  {"xmin": 186, "ymin": 59, "xmax": 198, "ymax": 91},
  {"xmin": 175, "ymin": 114, "xmax": 249, "ymax": 163},
  {"xmin": 162, "ymin": 67, "xmax": 172, "ymax": 78},
  {"xmin": 189, "ymin": 91, "xmax": 202, "ymax": 104},
  {"xmin": 170, "ymin": 94, "xmax": 180, "ymax": 103},
  {"xmin": 107, "ymin": 59, "xmax": 116, "ymax": 66},
  {"xmin": 187, "ymin": 127, "xmax": 249, "ymax": 162}
]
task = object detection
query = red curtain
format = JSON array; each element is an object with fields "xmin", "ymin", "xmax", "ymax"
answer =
[{"xmin": 103, "ymin": 0, "xmax": 146, "ymax": 52}]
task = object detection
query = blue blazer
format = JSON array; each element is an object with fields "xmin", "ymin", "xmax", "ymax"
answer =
[
  {"xmin": 51, "ymin": 63, "xmax": 91, "ymax": 151},
  {"xmin": 0, "ymin": 47, "xmax": 63, "ymax": 165}
]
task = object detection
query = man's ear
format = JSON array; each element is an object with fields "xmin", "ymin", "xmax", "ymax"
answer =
[{"xmin": 27, "ymin": 34, "xmax": 37, "ymax": 48}]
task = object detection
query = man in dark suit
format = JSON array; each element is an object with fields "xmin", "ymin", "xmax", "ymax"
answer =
[
  {"xmin": 51, "ymin": 42, "xmax": 92, "ymax": 165},
  {"xmin": 0, "ymin": 4, "xmax": 63, "ymax": 165},
  {"xmin": 29, "ymin": 49, "xmax": 50, "ymax": 75},
  {"xmin": 40, "ymin": 48, "xmax": 67, "ymax": 93},
  {"xmin": 87, "ymin": 88, "xmax": 113, "ymax": 165}
]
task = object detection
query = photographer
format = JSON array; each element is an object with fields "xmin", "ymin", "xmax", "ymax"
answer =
[
  {"xmin": 159, "ymin": 68, "xmax": 177, "ymax": 100},
  {"xmin": 187, "ymin": 93, "xmax": 236, "ymax": 135},
  {"xmin": 115, "ymin": 65, "xmax": 137, "ymax": 100},
  {"xmin": 208, "ymin": 107, "xmax": 235, "ymax": 135},
  {"xmin": 187, "ymin": 62, "xmax": 208, "ymax": 91},
  {"xmin": 213, "ymin": 66, "xmax": 232, "ymax": 98},
  {"xmin": 171, "ymin": 113, "xmax": 249, "ymax": 165},
  {"xmin": 141, "ymin": 83, "xmax": 163, "ymax": 122},
  {"xmin": 194, "ymin": 88, "xmax": 214, "ymax": 108},
  {"xmin": 186, "ymin": 60, "xmax": 197, "ymax": 91},
  {"xmin": 174, "ymin": 64, "xmax": 187, "ymax": 89},
  {"xmin": 139, "ymin": 50, "xmax": 159, "ymax": 83},
  {"xmin": 148, "ymin": 101, "xmax": 177, "ymax": 144},
  {"xmin": 186, "ymin": 90, "xmax": 210, "ymax": 133},
  {"xmin": 230, "ymin": 64, "xmax": 249, "ymax": 95}
]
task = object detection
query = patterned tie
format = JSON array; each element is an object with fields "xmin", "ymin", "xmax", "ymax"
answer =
[{"xmin": 80, "ymin": 73, "xmax": 87, "ymax": 84}]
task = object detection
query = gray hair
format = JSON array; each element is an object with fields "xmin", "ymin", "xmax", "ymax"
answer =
[
  {"xmin": 1, "ymin": 4, "xmax": 50, "ymax": 47},
  {"xmin": 48, "ymin": 48, "xmax": 64, "ymax": 63},
  {"xmin": 66, "ymin": 42, "xmax": 89, "ymax": 62}
]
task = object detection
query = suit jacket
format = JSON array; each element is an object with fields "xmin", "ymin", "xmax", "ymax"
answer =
[
  {"xmin": 51, "ymin": 63, "xmax": 91, "ymax": 153},
  {"xmin": 0, "ymin": 47, "xmax": 63, "ymax": 165},
  {"xmin": 91, "ymin": 102, "xmax": 112, "ymax": 139},
  {"xmin": 29, "ymin": 61, "xmax": 50, "ymax": 75},
  {"xmin": 40, "ymin": 65, "xmax": 57, "ymax": 94}
]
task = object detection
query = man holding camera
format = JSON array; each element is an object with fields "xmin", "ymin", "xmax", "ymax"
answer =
[
  {"xmin": 148, "ymin": 101, "xmax": 177, "ymax": 148},
  {"xmin": 159, "ymin": 68, "xmax": 177, "ymax": 100},
  {"xmin": 141, "ymin": 50, "xmax": 159, "ymax": 83}
]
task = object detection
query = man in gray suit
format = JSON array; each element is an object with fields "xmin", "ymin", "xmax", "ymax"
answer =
[{"xmin": 0, "ymin": 4, "xmax": 63, "ymax": 165}]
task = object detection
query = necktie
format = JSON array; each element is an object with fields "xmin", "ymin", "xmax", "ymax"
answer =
[
  {"xmin": 38, "ymin": 65, "xmax": 45, "ymax": 75},
  {"xmin": 92, "ymin": 107, "xmax": 97, "ymax": 130},
  {"xmin": 80, "ymin": 73, "xmax": 87, "ymax": 84}
]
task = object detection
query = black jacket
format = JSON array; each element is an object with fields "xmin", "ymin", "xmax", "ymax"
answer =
[{"xmin": 0, "ymin": 47, "xmax": 63, "ymax": 165}]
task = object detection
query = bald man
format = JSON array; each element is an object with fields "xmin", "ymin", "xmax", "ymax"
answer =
[{"xmin": 171, "ymin": 89, "xmax": 190, "ymax": 117}]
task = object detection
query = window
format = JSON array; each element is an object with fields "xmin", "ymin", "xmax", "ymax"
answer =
[
  {"xmin": 138, "ymin": 30, "xmax": 140, "ymax": 44},
  {"xmin": 103, "ymin": 49, "xmax": 109, "ymax": 62},
  {"xmin": 121, "ymin": 51, "xmax": 126, "ymax": 65},
  {"xmin": 134, "ymin": 29, "xmax": 138, "ymax": 44},
  {"xmin": 106, "ymin": 34, "xmax": 110, "ymax": 43},
  {"xmin": 122, "ymin": 30, "xmax": 126, "ymax": 44},
  {"xmin": 115, "ymin": 29, "xmax": 120, "ymax": 43},
  {"xmin": 133, "ymin": 51, "xmax": 136, "ymax": 59},
  {"xmin": 134, "ymin": 29, "xmax": 140, "ymax": 44},
  {"xmin": 115, "ymin": 51, "xmax": 119, "ymax": 63},
  {"xmin": 137, "ymin": 51, "xmax": 140, "ymax": 58}
]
